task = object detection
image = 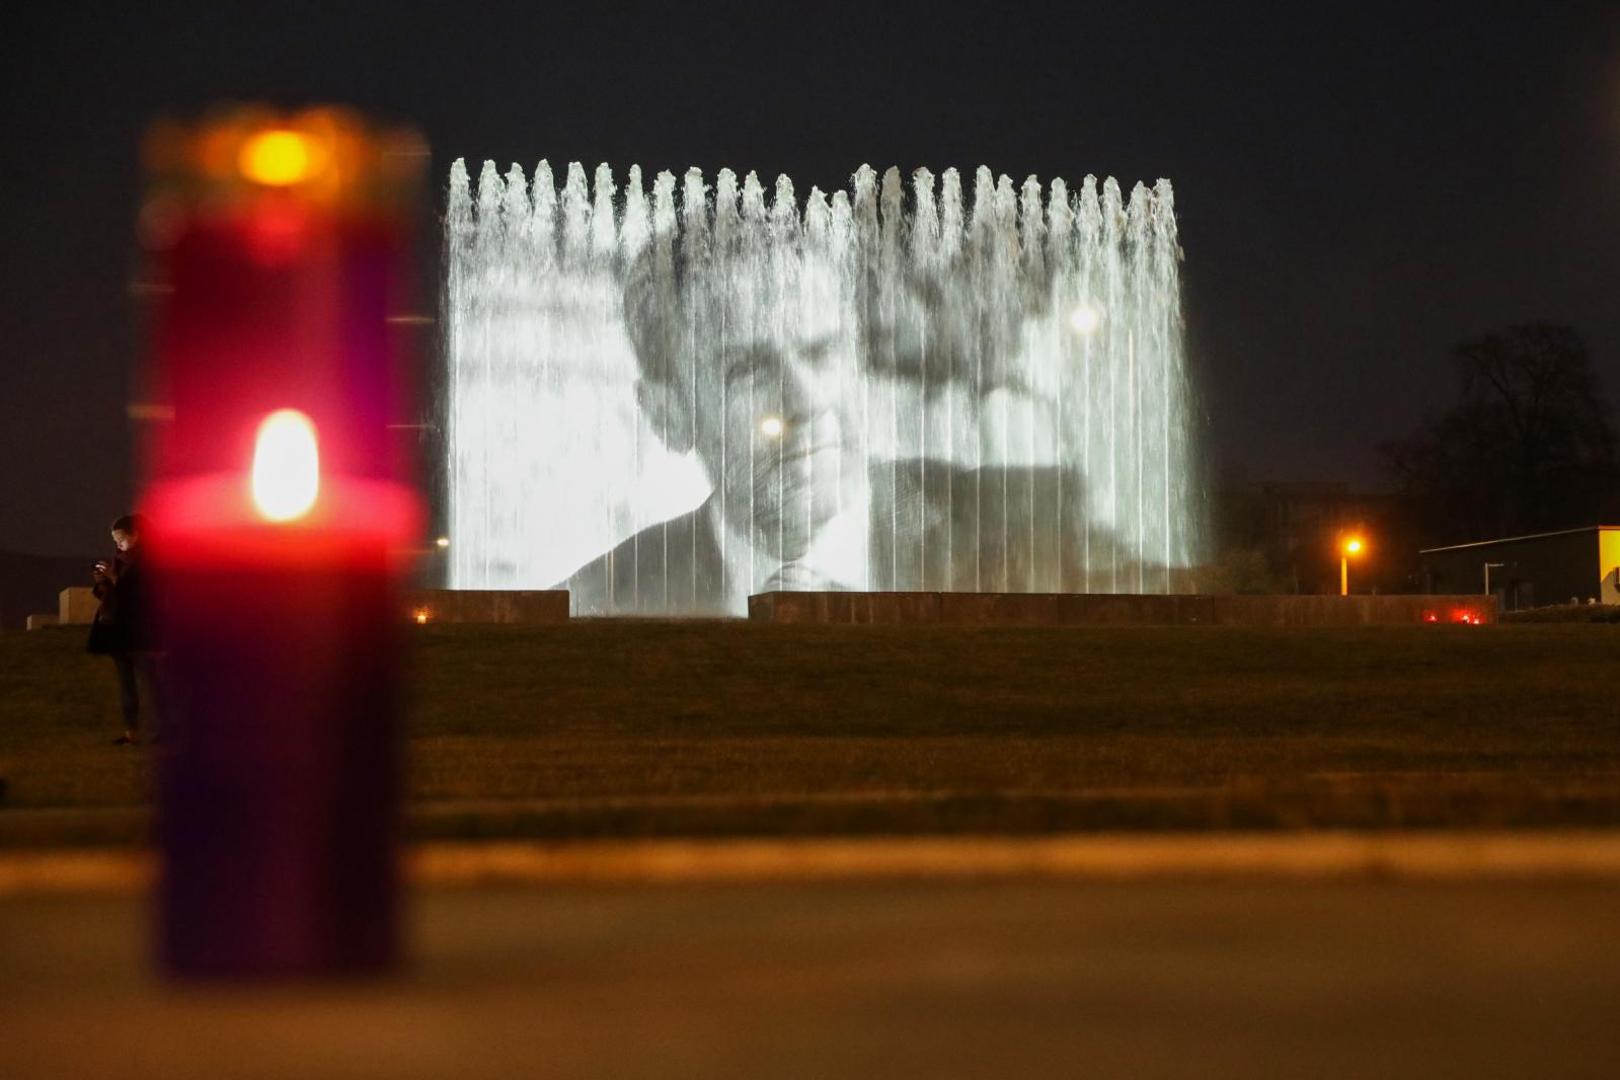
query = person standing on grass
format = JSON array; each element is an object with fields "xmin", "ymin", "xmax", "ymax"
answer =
[{"xmin": 88, "ymin": 513, "xmax": 161, "ymax": 745}]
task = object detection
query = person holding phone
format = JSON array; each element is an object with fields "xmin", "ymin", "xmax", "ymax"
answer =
[{"xmin": 88, "ymin": 513, "xmax": 160, "ymax": 745}]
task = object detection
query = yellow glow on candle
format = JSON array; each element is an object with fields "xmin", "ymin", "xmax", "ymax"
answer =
[
  {"xmin": 251, "ymin": 409, "xmax": 320, "ymax": 522},
  {"xmin": 238, "ymin": 129, "xmax": 323, "ymax": 187}
]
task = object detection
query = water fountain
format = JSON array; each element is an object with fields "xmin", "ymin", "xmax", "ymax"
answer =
[{"xmin": 444, "ymin": 160, "xmax": 1199, "ymax": 615}]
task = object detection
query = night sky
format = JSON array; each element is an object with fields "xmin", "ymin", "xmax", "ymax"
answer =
[{"xmin": 4, "ymin": 2, "xmax": 1618, "ymax": 556}]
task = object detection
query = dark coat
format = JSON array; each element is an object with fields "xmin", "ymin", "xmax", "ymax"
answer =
[
  {"xmin": 87, "ymin": 551, "xmax": 156, "ymax": 655},
  {"xmin": 562, "ymin": 462, "xmax": 1128, "ymax": 616}
]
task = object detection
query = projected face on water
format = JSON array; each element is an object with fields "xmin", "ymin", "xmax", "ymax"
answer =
[
  {"xmin": 629, "ymin": 252, "xmax": 867, "ymax": 564},
  {"xmin": 445, "ymin": 160, "xmax": 1202, "ymax": 614}
]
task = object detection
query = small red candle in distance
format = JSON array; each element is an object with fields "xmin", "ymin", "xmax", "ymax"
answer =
[{"xmin": 140, "ymin": 107, "xmax": 425, "ymax": 977}]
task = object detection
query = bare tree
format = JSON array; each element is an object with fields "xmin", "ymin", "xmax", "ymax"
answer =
[{"xmin": 1382, "ymin": 323, "xmax": 1617, "ymax": 543}]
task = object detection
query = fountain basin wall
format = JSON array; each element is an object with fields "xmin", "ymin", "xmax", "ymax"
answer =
[
  {"xmin": 407, "ymin": 589, "xmax": 569, "ymax": 624},
  {"xmin": 749, "ymin": 592, "xmax": 1497, "ymax": 626}
]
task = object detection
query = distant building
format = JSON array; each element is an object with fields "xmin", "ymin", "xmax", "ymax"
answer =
[
  {"xmin": 1420, "ymin": 526, "xmax": 1620, "ymax": 612},
  {"xmin": 1219, "ymin": 480, "xmax": 1398, "ymax": 593}
]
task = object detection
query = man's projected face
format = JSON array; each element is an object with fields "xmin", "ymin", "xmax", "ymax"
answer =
[{"xmin": 640, "ymin": 253, "xmax": 866, "ymax": 560}]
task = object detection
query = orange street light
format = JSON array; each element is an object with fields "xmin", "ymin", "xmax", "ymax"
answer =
[{"xmin": 1340, "ymin": 535, "xmax": 1366, "ymax": 596}]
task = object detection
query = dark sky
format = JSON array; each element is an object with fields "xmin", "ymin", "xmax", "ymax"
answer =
[{"xmin": 4, "ymin": 2, "xmax": 1618, "ymax": 555}]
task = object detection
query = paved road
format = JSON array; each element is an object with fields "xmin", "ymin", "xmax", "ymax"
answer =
[{"xmin": 4, "ymin": 879, "xmax": 1618, "ymax": 1078}]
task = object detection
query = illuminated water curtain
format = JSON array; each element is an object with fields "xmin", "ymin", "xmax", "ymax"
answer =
[{"xmin": 445, "ymin": 160, "xmax": 1200, "ymax": 615}]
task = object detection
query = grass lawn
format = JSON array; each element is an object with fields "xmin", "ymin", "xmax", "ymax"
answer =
[{"xmin": 2, "ymin": 621, "xmax": 1618, "ymax": 843}]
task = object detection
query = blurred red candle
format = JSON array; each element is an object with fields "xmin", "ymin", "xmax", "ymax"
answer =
[{"xmin": 139, "ymin": 108, "xmax": 425, "ymax": 976}]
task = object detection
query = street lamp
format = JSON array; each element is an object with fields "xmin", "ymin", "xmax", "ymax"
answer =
[{"xmin": 1340, "ymin": 535, "xmax": 1365, "ymax": 596}]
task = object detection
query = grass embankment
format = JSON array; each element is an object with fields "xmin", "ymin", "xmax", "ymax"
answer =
[{"xmin": 2, "ymin": 622, "xmax": 1618, "ymax": 844}]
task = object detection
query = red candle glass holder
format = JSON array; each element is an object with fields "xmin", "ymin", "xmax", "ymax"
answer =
[{"xmin": 139, "ymin": 107, "xmax": 425, "ymax": 976}]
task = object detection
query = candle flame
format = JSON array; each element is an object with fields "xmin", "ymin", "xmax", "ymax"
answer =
[{"xmin": 251, "ymin": 409, "xmax": 320, "ymax": 522}]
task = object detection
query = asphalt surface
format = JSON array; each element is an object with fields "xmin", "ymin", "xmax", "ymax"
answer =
[{"xmin": 4, "ymin": 878, "xmax": 1618, "ymax": 1079}]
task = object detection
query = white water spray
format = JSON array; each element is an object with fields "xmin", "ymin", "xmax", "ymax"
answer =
[{"xmin": 444, "ymin": 160, "xmax": 1199, "ymax": 614}]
